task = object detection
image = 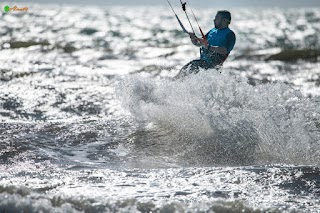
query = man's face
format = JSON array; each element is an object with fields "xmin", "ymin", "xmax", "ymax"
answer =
[{"xmin": 214, "ymin": 14, "xmax": 223, "ymax": 29}]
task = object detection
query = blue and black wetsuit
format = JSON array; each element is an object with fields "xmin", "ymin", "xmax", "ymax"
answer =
[{"xmin": 178, "ymin": 27, "xmax": 236, "ymax": 77}]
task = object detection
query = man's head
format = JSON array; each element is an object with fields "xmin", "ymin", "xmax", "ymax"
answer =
[{"xmin": 214, "ymin": 10, "xmax": 232, "ymax": 29}]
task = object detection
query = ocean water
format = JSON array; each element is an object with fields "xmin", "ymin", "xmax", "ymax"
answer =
[{"xmin": 0, "ymin": 3, "xmax": 320, "ymax": 212}]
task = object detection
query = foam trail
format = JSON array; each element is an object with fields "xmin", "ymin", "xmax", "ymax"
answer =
[{"xmin": 117, "ymin": 70, "xmax": 320, "ymax": 166}]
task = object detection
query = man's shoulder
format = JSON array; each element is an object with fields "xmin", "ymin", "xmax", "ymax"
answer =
[
  {"xmin": 226, "ymin": 27, "xmax": 235, "ymax": 34},
  {"xmin": 208, "ymin": 28, "xmax": 218, "ymax": 33},
  {"xmin": 226, "ymin": 29, "xmax": 236, "ymax": 39},
  {"xmin": 215, "ymin": 27, "xmax": 234, "ymax": 34}
]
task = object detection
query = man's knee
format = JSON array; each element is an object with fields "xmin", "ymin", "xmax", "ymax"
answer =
[
  {"xmin": 179, "ymin": 60, "xmax": 200, "ymax": 74},
  {"xmin": 175, "ymin": 60, "xmax": 213, "ymax": 79}
]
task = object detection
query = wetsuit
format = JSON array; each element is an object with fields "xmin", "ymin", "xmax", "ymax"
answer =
[{"xmin": 177, "ymin": 27, "xmax": 236, "ymax": 78}]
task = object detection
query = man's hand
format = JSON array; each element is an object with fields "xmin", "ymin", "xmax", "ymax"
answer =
[
  {"xmin": 198, "ymin": 38, "xmax": 208, "ymax": 49},
  {"xmin": 188, "ymin": 32, "xmax": 196, "ymax": 39},
  {"xmin": 188, "ymin": 33, "xmax": 199, "ymax": 46}
]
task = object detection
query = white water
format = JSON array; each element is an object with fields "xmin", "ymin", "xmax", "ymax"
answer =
[{"xmin": 117, "ymin": 70, "xmax": 320, "ymax": 166}]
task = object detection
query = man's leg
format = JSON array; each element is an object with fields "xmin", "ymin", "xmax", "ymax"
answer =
[
  {"xmin": 200, "ymin": 61, "xmax": 223, "ymax": 73},
  {"xmin": 174, "ymin": 60, "xmax": 203, "ymax": 79}
]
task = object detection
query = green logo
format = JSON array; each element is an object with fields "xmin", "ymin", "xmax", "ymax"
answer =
[{"xmin": 4, "ymin": 6, "xmax": 10, "ymax": 12}]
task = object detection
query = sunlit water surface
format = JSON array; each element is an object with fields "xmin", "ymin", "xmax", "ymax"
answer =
[{"xmin": 0, "ymin": 4, "xmax": 320, "ymax": 212}]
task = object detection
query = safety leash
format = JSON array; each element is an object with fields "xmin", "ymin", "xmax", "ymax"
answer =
[
  {"xmin": 167, "ymin": 0, "xmax": 208, "ymax": 47},
  {"xmin": 187, "ymin": 1, "xmax": 208, "ymax": 46},
  {"xmin": 179, "ymin": 0, "xmax": 196, "ymax": 35},
  {"xmin": 166, "ymin": 0, "xmax": 189, "ymax": 34}
]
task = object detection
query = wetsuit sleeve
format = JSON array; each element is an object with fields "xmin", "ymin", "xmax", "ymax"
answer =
[{"xmin": 225, "ymin": 31, "xmax": 236, "ymax": 53}]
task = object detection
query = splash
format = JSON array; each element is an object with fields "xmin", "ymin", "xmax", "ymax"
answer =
[{"xmin": 117, "ymin": 70, "xmax": 320, "ymax": 166}]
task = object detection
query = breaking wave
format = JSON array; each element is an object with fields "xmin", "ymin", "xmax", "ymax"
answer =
[{"xmin": 117, "ymin": 70, "xmax": 320, "ymax": 166}]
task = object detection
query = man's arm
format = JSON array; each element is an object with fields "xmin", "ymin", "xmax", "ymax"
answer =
[
  {"xmin": 196, "ymin": 37, "xmax": 229, "ymax": 55},
  {"xmin": 209, "ymin": 32, "xmax": 236, "ymax": 55},
  {"xmin": 200, "ymin": 31, "xmax": 236, "ymax": 55}
]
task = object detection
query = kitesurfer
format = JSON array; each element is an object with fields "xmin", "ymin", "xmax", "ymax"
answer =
[{"xmin": 175, "ymin": 10, "xmax": 236, "ymax": 78}]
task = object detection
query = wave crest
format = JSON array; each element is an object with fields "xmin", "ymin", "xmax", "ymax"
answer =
[{"xmin": 117, "ymin": 70, "xmax": 320, "ymax": 166}]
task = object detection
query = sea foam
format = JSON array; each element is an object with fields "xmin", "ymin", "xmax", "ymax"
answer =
[{"xmin": 117, "ymin": 70, "xmax": 320, "ymax": 166}]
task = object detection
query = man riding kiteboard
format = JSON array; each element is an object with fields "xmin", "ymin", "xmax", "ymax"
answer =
[
  {"xmin": 175, "ymin": 10, "xmax": 236, "ymax": 78},
  {"xmin": 166, "ymin": 1, "xmax": 236, "ymax": 79}
]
